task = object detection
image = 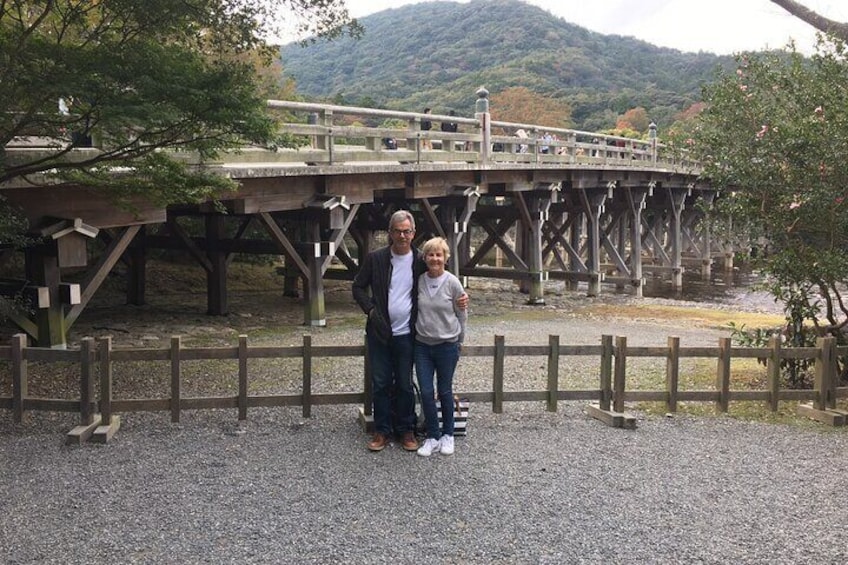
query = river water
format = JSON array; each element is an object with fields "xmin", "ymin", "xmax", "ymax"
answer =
[{"xmin": 641, "ymin": 266, "xmax": 783, "ymax": 315}]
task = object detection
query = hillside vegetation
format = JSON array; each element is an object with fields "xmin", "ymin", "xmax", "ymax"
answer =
[{"xmin": 279, "ymin": 0, "xmax": 738, "ymax": 131}]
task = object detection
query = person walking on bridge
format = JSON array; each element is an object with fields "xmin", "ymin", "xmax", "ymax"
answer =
[{"xmin": 353, "ymin": 211, "xmax": 468, "ymax": 452}]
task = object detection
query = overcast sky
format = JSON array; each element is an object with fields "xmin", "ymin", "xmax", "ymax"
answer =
[{"xmin": 340, "ymin": 0, "xmax": 848, "ymax": 55}]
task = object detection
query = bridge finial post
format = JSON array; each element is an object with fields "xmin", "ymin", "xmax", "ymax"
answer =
[
  {"xmin": 649, "ymin": 121, "xmax": 658, "ymax": 163},
  {"xmin": 475, "ymin": 86, "xmax": 491, "ymax": 163}
]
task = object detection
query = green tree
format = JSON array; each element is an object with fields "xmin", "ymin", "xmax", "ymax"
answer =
[
  {"xmin": 692, "ymin": 36, "xmax": 848, "ymax": 350},
  {"xmin": 0, "ymin": 0, "xmax": 357, "ymax": 233}
]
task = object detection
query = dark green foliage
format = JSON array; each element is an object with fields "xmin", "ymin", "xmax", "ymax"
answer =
[{"xmin": 279, "ymin": 0, "xmax": 736, "ymax": 129}]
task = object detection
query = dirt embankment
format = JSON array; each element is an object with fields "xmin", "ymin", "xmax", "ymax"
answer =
[{"xmin": 0, "ymin": 259, "xmax": 785, "ymax": 349}]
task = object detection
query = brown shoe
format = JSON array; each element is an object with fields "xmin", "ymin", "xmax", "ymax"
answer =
[
  {"xmin": 368, "ymin": 433, "xmax": 389, "ymax": 452},
  {"xmin": 400, "ymin": 431, "xmax": 418, "ymax": 452}
]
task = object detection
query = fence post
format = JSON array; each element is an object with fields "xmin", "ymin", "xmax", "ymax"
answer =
[
  {"xmin": 599, "ymin": 335, "xmax": 613, "ymax": 411},
  {"xmin": 99, "ymin": 336, "xmax": 112, "ymax": 426},
  {"xmin": 302, "ymin": 334, "xmax": 312, "ymax": 418},
  {"xmin": 170, "ymin": 336, "xmax": 181, "ymax": 423},
  {"xmin": 493, "ymin": 335, "xmax": 504, "ymax": 413},
  {"xmin": 716, "ymin": 337, "xmax": 731, "ymax": 413},
  {"xmin": 80, "ymin": 337, "xmax": 95, "ymax": 425},
  {"xmin": 767, "ymin": 334, "xmax": 781, "ymax": 412},
  {"xmin": 666, "ymin": 336, "xmax": 680, "ymax": 413},
  {"xmin": 11, "ymin": 334, "xmax": 27, "ymax": 423},
  {"xmin": 238, "ymin": 335, "xmax": 248, "ymax": 421},
  {"xmin": 613, "ymin": 336, "xmax": 627, "ymax": 413},
  {"xmin": 546, "ymin": 334, "xmax": 559, "ymax": 412},
  {"xmin": 814, "ymin": 336, "xmax": 836, "ymax": 410}
]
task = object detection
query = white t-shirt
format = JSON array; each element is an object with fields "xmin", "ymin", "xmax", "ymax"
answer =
[{"xmin": 388, "ymin": 251, "xmax": 414, "ymax": 336}]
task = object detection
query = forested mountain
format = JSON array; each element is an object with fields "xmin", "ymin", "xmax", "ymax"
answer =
[{"xmin": 279, "ymin": 0, "xmax": 738, "ymax": 131}]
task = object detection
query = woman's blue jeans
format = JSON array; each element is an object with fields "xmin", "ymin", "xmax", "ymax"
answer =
[
  {"xmin": 415, "ymin": 340, "xmax": 460, "ymax": 439},
  {"xmin": 368, "ymin": 333, "xmax": 416, "ymax": 436}
]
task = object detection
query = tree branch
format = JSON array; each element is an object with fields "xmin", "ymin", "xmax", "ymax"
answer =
[{"xmin": 770, "ymin": 0, "xmax": 848, "ymax": 42}]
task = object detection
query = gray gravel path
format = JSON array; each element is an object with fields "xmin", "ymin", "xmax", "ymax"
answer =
[{"xmin": 2, "ymin": 406, "xmax": 847, "ymax": 564}]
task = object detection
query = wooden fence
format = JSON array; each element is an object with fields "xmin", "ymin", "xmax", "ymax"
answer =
[{"xmin": 2, "ymin": 333, "xmax": 847, "ymax": 443}]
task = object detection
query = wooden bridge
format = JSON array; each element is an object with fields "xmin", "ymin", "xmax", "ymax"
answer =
[{"xmin": 1, "ymin": 90, "xmax": 717, "ymax": 348}]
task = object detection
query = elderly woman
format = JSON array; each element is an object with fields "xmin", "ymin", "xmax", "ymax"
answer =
[{"xmin": 414, "ymin": 236, "xmax": 468, "ymax": 457}]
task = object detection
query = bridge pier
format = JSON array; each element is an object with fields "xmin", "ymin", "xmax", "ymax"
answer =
[
  {"xmin": 625, "ymin": 185, "xmax": 650, "ymax": 298},
  {"xmin": 26, "ymin": 244, "xmax": 67, "ymax": 348},
  {"xmin": 206, "ymin": 214, "xmax": 229, "ymax": 315},
  {"xmin": 577, "ymin": 186, "xmax": 609, "ymax": 297},
  {"xmin": 126, "ymin": 226, "xmax": 147, "ymax": 306},
  {"xmin": 517, "ymin": 190, "xmax": 553, "ymax": 304},
  {"xmin": 666, "ymin": 185, "xmax": 689, "ymax": 292}
]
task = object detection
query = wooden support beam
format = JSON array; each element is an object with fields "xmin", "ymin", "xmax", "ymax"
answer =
[
  {"xmin": 66, "ymin": 225, "xmax": 141, "ymax": 328},
  {"xmin": 91, "ymin": 416, "xmax": 121, "ymax": 444},
  {"xmin": 166, "ymin": 217, "xmax": 213, "ymax": 273},
  {"xmin": 66, "ymin": 414, "xmax": 102, "ymax": 445},
  {"xmin": 205, "ymin": 214, "xmax": 228, "ymax": 316},
  {"xmin": 258, "ymin": 212, "xmax": 310, "ymax": 281},
  {"xmin": 797, "ymin": 403, "xmax": 846, "ymax": 426}
]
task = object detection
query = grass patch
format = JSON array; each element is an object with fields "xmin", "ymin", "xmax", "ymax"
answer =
[{"xmin": 578, "ymin": 303, "xmax": 785, "ymax": 330}]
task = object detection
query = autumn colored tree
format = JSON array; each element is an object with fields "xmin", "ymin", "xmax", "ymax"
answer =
[
  {"xmin": 692, "ymin": 36, "xmax": 848, "ymax": 361},
  {"xmin": 616, "ymin": 107, "xmax": 650, "ymax": 134},
  {"xmin": 489, "ymin": 87, "xmax": 571, "ymax": 128}
]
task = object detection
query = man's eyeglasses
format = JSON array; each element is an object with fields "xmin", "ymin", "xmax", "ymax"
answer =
[{"xmin": 391, "ymin": 229, "xmax": 414, "ymax": 236}]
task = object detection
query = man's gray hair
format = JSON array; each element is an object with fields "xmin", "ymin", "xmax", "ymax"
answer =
[{"xmin": 388, "ymin": 210, "xmax": 415, "ymax": 231}]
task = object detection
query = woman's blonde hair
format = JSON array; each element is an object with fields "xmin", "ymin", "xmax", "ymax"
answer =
[{"xmin": 421, "ymin": 236, "xmax": 450, "ymax": 261}]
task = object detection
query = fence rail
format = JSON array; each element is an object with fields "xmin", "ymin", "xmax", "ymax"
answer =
[{"xmin": 2, "ymin": 333, "xmax": 847, "ymax": 441}]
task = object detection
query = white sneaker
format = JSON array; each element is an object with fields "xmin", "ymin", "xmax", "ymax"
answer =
[
  {"xmin": 417, "ymin": 438, "xmax": 441, "ymax": 457},
  {"xmin": 439, "ymin": 435, "xmax": 455, "ymax": 455}
]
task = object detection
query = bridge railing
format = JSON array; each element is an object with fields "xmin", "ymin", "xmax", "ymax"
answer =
[
  {"xmin": 264, "ymin": 99, "xmax": 700, "ymax": 172},
  {"xmin": 2, "ymin": 100, "xmax": 700, "ymax": 172}
]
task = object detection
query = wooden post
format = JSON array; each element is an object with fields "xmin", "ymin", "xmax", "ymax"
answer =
[
  {"xmin": 304, "ymin": 241, "xmax": 327, "ymax": 327},
  {"xmin": 302, "ymin": 334, "xmax": 312, "ymax": 418},
  {"xmin": 28, "ymin": 244, "xmax": 67, "ymax": 348},
  {"xmin": 546, "ymin": 334, "xmax": 559, "ymax": 412},
  {"xmin": 205, "ymin": 214, "xmax": 228, "ymax": 316},
  {"xmin": 80, "ymin": 337, "xmax": 95, "ymax": 425},
  {"xmin": 92, "ymin": 335, "xmax": 121, "ymax": 443},
  {"xmin": 599, "ymin": 334, "xmax": 613, "ymax": 411},
  {"xmin": 11, "ymin": 334, "xmax": 27, "ymax": 423},
  {"xmin": 613, "ymin": 335, "xmax": 627, "ymax": 413},
  {"xmin": 238, "ymin": 335, "xmax": 248, "ymax": 420},
  {"xmin": 767, "ymin": 335, "xmax": 781, "ymax": 412},
  {"xmin": 99, "ymin": 336, "xmax": 113, "ymax": 425},
  {"xmin": 814, "ymin": 337, "xmax": 836, "ymax": 410},
  {"xmin": 625, "ymin": 186, "xmax": 649, "ymax": 298},
  {"xmin": 170, "ymin": 336, "xmax": 181, "ymax": 423},
  {"xmin": 126, "ymin": 226, "xmax": 147, "ymax": 306},
  {"xmin": 716, "ymin": 337, "xmax": 731, "ymax": 413},
  {"xmin": 493, "ymin": 335, "xmax": 504, "ymax": 414},
  {"xmin": 666, "ymin": 336, "xmax": 680, "ymax": 413}
]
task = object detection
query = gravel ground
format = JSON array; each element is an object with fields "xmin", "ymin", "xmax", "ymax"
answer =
[
  {"xmin": 1, "ymin": 407, "xmax": 847, "ymax": 564},
  {"xmin": 2, "ymin": 277, "xmax": 847, "ymax": 564}
]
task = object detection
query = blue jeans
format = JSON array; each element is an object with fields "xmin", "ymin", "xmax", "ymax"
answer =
[
  {"xmin": 415, "ymin": 341, "xmax": 460, "ymax": 439},
  {"xmin": 368, "ymin": 333, "xmax": 416, "ymax": 436}
]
